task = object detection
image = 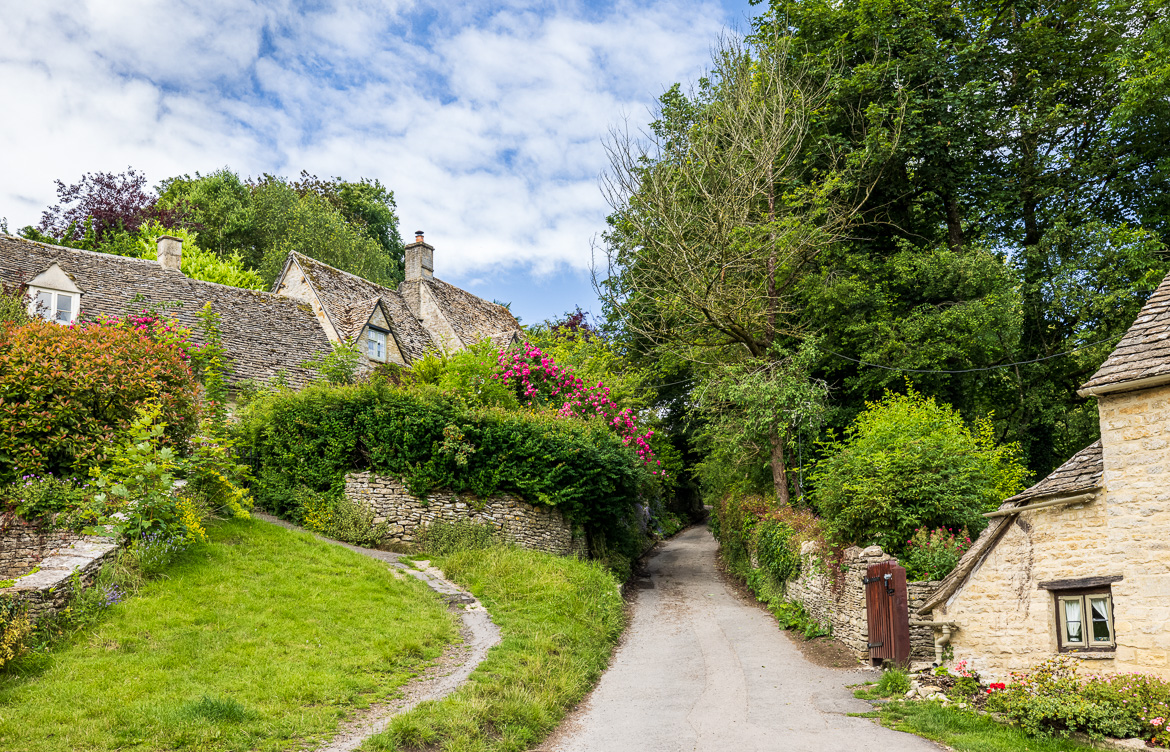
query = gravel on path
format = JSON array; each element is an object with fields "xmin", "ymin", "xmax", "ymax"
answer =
[
  {"xmin": 542, "ymin": 525, "xmax": 941, "ymax": 752},
  {"xmin": 252, "ymin": 513, "xmax": 501, "ymax": 752}
]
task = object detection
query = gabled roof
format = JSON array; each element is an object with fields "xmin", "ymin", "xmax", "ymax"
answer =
[
  {"xmin": 0, "ymin": 234, "xmax": 332, "ymax": 389},
  {"xmin": 1080, "ymin": 271, "xmax": 1170, "ymax": 395},
  {"xmin": 286, "ymin": 252, "xmax": 435, "ymax": 362},
  {"xmin": 400, "ymin": 276, "xmax": 520, "ymax": 348},
  {"xmin": 918, "ymin": 441, "xmax": 1104, "ymax": 614}
]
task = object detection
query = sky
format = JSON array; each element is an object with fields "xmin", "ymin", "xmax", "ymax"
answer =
[{"xmin": 0, "ymin": 0, "xmax": 757, "ymax": 326}]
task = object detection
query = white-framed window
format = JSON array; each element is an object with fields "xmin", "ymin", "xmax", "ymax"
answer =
[
  {"xmin": 29, "ymin": 287, "xmax": 77, "ymax": 325},
  {"xmin": 366, "ymin": 327, "xmax": 387, "ymax": 361},
  {"xmin": 1056, "ymin": 590, "xmax": 1115, "ymax": 650}
]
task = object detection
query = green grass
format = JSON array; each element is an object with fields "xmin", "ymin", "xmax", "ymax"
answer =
[
  {"xmin": 365, "ymin": 546, "xmax": 625, "ymax": 752},
  {"xmin": 0, "ymin": 517, "xmax": 457, "ymax": 752},
  {"xmin": 863, "ymin": 700, "xmax": 1102, "ymax": 751}
]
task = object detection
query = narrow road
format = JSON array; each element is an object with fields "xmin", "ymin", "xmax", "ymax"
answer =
[{"xmin": 544, "ymin": 526, "xmax": 940, "ymax": 752}]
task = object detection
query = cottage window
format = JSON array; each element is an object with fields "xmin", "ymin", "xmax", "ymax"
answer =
[
  {"xmin": 28, "ymin": 287, "xmax": 76, "ymax": 325},
  {"xmin": 1055, "ymin": 590, "xmax": 1114, "ymax": 651},
  {"xmin": 366, "ymin": 327, "xmax": 387, "ymax": 361}
]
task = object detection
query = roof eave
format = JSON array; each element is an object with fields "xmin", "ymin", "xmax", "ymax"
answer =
[{"xmin": 1078, "ymin": 372, "xmax": 1170, "ymax": 398}]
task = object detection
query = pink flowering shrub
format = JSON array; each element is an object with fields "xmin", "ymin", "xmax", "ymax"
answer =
[
  {"xmin": 901, "ymin": 526, "xmax": 971, "ymax": 581},
  {"xmin": 988, "ymin": 654, "xmax": 1170, "ymax": 745},
  {"xmin": 493, "ymin": 343, "xmax": 661, "ymax": 473}
]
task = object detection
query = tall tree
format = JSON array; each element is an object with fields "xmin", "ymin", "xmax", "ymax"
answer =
[{"xmin": 599, "ymin": 35, "xmax": 903, "ymax": 501}]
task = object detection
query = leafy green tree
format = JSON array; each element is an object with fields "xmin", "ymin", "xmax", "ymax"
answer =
[
  {"xmin": 156, "ymin": 169, "xmax": 255, "ymax": 262},
  {"xmin": 810, "ymin": 388, "xmax": 1028, "ymax": 554},
  {"xmin": 754, "ymin": 0, "xmax": 1170, "ymax": 475}
]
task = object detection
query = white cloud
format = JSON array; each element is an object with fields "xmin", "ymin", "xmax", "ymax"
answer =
[{"xmin": 0, "ymin": 0, "xmax": 739, "ymax": 281}]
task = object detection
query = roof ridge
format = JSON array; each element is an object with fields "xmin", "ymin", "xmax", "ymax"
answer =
[
  {"xmin": 290, "ymin": 251, "xmax": 393, "ymax": 294},
  {"xmin": 1, "ymin": 234, "xmax": 289, "ymax": 300}
]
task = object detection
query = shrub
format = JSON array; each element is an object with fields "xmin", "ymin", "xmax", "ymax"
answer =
[
  {"xmin": 85, "ymin": 406, "xmax": 205, "ymax": 544},
  {"xmin": 0, "ymin": 474, "xmax": 90, "ymax": 524},
  {"xmin": 324, "ymin": 495, "xmax": 389, "ymax": 548},
  {"xmin": 901, "ymin": 527, "xmax": 972, "ymax": 580},
  {"xmin": 234, "ymin": 381, "xmax": 645, "ymax": 541},
  {"xmin": 755, "ymin": 517, "xmax": 800, "ymax": 582},
  {"xmin": 986, "ymin": 654, "xmax": 1164, "ymax": 742},
  {"xmin": 0, "ymin": 318, "xmax": 198, "ymax": 483},
  {"xmin": 0, "ymin": 597, "xmax": 32, "ymax": 670},
  {"xmin": 810, "ymin": 388, "xmax": 1028, "ymax": 554}
]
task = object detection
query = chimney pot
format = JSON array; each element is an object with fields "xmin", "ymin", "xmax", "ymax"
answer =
[
  {"xmin": 415, "ymin": 230, "xmax": 424, "ymax": 242},
  {"xmin": 157, "ymin": 235, "xmax": 183, "ymax": 273}
]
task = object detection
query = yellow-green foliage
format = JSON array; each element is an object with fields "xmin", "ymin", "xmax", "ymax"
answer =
[
  {"xmin": 0, "ymin": 601, "xmax": 32, "ymax": 670},
  {"xmin": 130, "ymin": 222, "xmax": 266, "ymax": 289}
]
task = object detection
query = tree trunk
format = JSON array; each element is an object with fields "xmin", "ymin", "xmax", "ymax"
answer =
[{"xmin": 770, "ymin": 430, "xmax": 790, "ymax": 506}]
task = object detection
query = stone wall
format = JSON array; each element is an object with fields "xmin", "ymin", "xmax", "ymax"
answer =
[
  {"xmin": 0, "ymin": 519, "xmax": 84, "ymax": 579},
  {"xmin": 1, "ymin": 530, "xmax": 120, "ymax": 622},
  {"xmin": 934, "ymin": 384, "xmax": 1170, "ymax": 681},
  {"xmin": 345, "ymin": 472, "xmax": 586, "ymax": 556},
  {"xmin": 785, "ymin": 541, "xmax": 939, "ymax": 662}
]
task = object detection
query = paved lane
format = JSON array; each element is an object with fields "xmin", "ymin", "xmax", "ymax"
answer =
[{"xmin": 544, "ymin": 526, "xmax": 940, "ymax": 752}]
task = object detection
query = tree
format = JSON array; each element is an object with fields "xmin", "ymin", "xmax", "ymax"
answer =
[
  {"xmin": 34, "ymin": 168, "xmax": 184, "ymax": 245},
  {"xmin": 598, "ymin": 34, "xmax": 903, "ymax": 501},
  {"xmin": 757, "ymin": 0, "xmax": 1170, "ymax": 475},
  {"xmin": 810, "ymin": 388, "xmax": 1028, "ymax": 554}
]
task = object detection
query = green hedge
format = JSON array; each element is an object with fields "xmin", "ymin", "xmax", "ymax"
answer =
[{"xmin": 234, "ymin": 382, "xmax": 645, "ymax": 536}]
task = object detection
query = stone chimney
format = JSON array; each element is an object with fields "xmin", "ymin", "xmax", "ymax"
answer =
[
  {"xmin": 157, "ymin": 235, "xmax": 183, "ymax": 272},
  {"xmin": 404, "ymin": 230, "xmax": 433, "ymax": 282}
]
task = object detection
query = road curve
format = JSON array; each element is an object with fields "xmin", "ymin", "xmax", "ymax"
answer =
[{"xmin": 543, "ymin": 525, "xmax": 940, "ymax": 752}]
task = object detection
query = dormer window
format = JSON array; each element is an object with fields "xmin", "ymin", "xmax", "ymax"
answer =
[
  {"xmin": 26, "ymin": 263, "xmax": 82, "ymax": 325},
  {"xmin": 367, "ymin": 327, "xmax": 387, "ymax": 362},
  {"xmin": 29, "ymin": 288, "xmax": 77, "ymax": 325}
]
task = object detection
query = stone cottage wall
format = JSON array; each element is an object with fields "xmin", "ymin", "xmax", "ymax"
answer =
[
  {"xmin": 345, "ymin": 472, "xmax": 586, "ymax": 556},
  {"xmin": 1098, "ymin": 384, "xmax": 1170, "ymax": 678},
  {"xmin": 935, "ymin": 383, "xmax": 1170, "ymax": 682},
  {"xmin": 0, "ymin": 519, "xmax": 85, "ymax": 579},
  {"xmin": 785, "ymin": 542, "xmax": 939, "ymax": 662}
]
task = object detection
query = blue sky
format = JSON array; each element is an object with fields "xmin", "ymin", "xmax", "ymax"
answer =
[{"xmin": 0, "ymin": 0, "xmax": 758, "ymax": 325}]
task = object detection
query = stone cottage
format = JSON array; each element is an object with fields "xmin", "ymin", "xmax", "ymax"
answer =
[
  {"xmin": 0, "ymin": 231, "xmax": 521, "ymax": 387},
  {"xmin": 919, "ymin": 271, "xmax": 1170, "ymax": 680}
]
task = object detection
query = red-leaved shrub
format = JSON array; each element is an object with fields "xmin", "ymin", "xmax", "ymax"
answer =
[{"xmin": 0, "ymin": 319, "xmax": 198, "ymax": 482}]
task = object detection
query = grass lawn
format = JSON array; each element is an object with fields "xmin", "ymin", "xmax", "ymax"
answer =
[
  {"xmin": 863, "ymin": 699, "xmax": 1103, "ymax": 752},
  {"xmin": 365, "ymin": 546, "xmax": 625, "ymax": 752},
  {"xmin": 0, "ymin": 517, "xmax": 457, "ymax": 752}
]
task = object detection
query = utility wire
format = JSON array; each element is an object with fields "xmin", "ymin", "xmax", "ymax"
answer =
[{"xmin": 821, "ymin": 338, "xmax": 1118, "ymax": 375}]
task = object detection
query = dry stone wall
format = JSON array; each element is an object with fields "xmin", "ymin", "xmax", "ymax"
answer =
[
  {"xmin": 1, "ymin": 523, "xmax": 120, "ymax": 622},
  {"xmin": 345, "ymin": 472, "xmax": 586, "ymax": 556},
  {"xmin": 785, "ymin": 541, "xmax": 939, "ymax": 662},
  {"xmin": 0, "ymin": 519, "xmax": 84, "ymax": 579}
]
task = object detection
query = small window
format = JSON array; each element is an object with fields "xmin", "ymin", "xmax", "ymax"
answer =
[
  {"xmin": 28, "ymin": 288, "xmax": 76, "ymax": 325},
  {"xmin": 1055, "ymin": 590, "xmax": 1114, "ymax": 651},
  {"xmin": 366, "ymin": 327, "xmax": 387, "ymax": 361}
]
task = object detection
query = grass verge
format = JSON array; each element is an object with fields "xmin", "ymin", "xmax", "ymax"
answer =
[
  {"xmin": 364, "ymin": 546, "xmax": 625, "ymax": 752},
  {"xmin": 862, "ymin": 700, "xmax": 1102, "ymax": 751},
  {"xmin": 0, "ymin": 517, "xmax": 456, "ymax": 752}
]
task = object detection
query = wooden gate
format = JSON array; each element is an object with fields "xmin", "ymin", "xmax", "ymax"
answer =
[{"xmin": 864, "ymin": 561, "xmax": 911, "ymax": 667}]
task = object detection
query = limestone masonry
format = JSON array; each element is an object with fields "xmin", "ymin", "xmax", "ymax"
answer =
[
  {"xmin": 1, "ymin": 521, "xmax": 120, "ymax": 622},
  {"xmin": 345, "ymin": 472, "xmax": 586, "ymax": 556},
  {"xmin": 785, "ymin": 541, "xmax": 939, "ymax": 661}
]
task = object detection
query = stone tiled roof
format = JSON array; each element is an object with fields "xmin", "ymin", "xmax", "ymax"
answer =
[
  {"xmin": 1081, "ymin": 272, "xmax": 1170, "ymax": 394},
  {"xmin": 336, "ymin": 297, "xmax": 382, "ymax": 344},
  {"xmin": 289, "ymin": 253, "xmax": 435, "ymax": 361},
  {"xmin": 401, "ymin": 277, "xmax": 521, "ymax": 348},
  {"xmin": 0, "ymin": 235, "xmax": 331, "ymax": 388},
  {"xmin": 918, "ymin": 442, "xmax": 1104, "ymax": 614}
]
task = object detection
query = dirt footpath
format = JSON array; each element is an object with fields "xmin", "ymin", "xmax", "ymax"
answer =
[{"xmin": 540, "ymin": 526, "xmax": 940, "ymax": 752}]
